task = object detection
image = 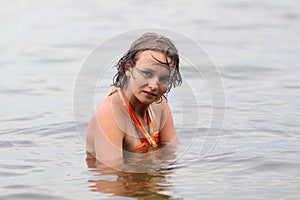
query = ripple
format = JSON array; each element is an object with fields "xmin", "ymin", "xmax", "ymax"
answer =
[
  {"xmin": 221, "ymin": 65, "xmax": 282, "ymax": 80},
  {"xmin": 0, "ymin": 140, "xmax": 38, "ymax": 148},
  {"xmin": 0, "ymin": 171, "xmax": 27, "ymax": 178},
  {"xmin": 0, "ymin": 120, "xmax": 76, "ymax": 140},
  {"xmin": 0, "ymin": 193, "xmax": 67, "ymax": 200},
  {"xmin": 0, "ymin": 141, "xmax": 14, "ymax": 148},
  {"xmin": 0, "ymin": 164, "xmax": 35, "ymax": 170},
  {"xmin": 250, "ymin": 159, "xmax": 300, "ymax": 174},
  {"xmin": 2, "ymin": 185, "xmax": 33, "ymax": 189}
]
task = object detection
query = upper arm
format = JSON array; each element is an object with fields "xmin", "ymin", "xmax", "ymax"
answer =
[
  {"xmin": 92, "ymin": 101, "xmax": 125, "ymax": 166},
  {"xmin": 159, "ymin": 99, "xmax": 179, "ymax": 144}
]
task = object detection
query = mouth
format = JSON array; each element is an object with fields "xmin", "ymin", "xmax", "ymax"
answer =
[{"xmin": 143, "ymin": 91, "xmax": 157, "ymax": 97}]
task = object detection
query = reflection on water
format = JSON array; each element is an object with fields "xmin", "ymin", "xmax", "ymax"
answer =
[
  {"xmin": 87, "ymin": 163, "xmax": 173, "ymax": 199},
  {"xmin": 85, "ymin": 145, "xmax": 180, "ymax": 199}
]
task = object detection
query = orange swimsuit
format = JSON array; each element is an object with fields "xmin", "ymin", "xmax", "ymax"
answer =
[{"xmin": 107, "ymin": 87, "xmax": 160, "ymax": 151}]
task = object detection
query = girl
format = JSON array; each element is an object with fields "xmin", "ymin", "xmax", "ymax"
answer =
[{"xmin": 86, "ymin": 32, "xmax": 182, "ymax": 166}]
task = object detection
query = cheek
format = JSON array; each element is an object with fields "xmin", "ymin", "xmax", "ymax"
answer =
[
  {"xmin": 129, "ymin": 79, "xmax": 144, "ymax": 94},
  {"xmin": 159, "ymin": 87, "xmax": 168, "ymax": 96}
]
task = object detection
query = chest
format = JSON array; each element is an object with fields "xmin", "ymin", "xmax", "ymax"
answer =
[{"xmin": 122, "ymin": 107, "xmax": 163, "ymax": 150}]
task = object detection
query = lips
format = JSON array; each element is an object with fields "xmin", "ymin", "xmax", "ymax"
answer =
[{"xmin": 143, "ymin": 91, "xmax": 157, "ymax": 97}]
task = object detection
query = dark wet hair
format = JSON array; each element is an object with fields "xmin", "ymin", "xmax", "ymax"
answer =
[{"xmin": 112, "ymin": 32, "xmax": 182, "ymax": 93}]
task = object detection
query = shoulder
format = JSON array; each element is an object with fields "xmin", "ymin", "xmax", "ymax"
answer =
[
  {"xmin": 94, "ymin": 92, "xmax": 130, "ymax": 134},
  {"xmin": 94, "ymin": 97, "xmax": 113, "ymax": 120},
  {"xmin": 94, "ymin": 93, "xmax": 120, "ymax": 125},
  {"xmin": 85, "ymin": 97, "xmax": 116, "ymax": 153}
]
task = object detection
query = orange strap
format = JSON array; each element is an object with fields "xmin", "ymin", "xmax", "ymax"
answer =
[
  {"xmin": 106, "ymin": 87, "xmax": 117, "ymax": 98},
  {"xmin": 117, "ymin": 88, "xmax": 158, "ymax": 148},
  {"xmin": 131, "ymin": 131, "xmax": 159, "ymax": 151}
]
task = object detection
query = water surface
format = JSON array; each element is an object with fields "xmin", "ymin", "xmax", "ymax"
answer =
[{"xmin": 1, "ymin": 0, "xmax": 299, "ymax": 199}]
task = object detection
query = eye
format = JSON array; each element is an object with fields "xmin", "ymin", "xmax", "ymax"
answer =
[
  {"xmin": 140, "ymin": 70, "xmax": 153, "ymax": 78},
  {"xmin": 159, "ymin": 76, "xmax": 170, "ymax": 84}
]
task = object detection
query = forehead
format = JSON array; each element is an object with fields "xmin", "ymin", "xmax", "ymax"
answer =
[{"xmin": 135, "ymin": 50, "xmax": 174, "ymax": 67}]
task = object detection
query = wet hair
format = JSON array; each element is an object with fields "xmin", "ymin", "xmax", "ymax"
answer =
[{"xmin": 112, "ymin": 32, "xmax": 182, "ymax": 93}]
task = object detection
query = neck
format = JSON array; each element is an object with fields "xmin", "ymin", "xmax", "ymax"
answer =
[{"xmin": 121, "ymin": 87, "xmax": 149, "ymax": 119}]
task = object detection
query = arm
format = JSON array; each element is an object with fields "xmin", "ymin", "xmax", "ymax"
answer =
[
  {"xmin": 92, "ymin": 100, "xmax": 125, "ymax": 166},
  {"xmin": 159, "ymin": 99, "xmax": 179, "ymax": 144}
]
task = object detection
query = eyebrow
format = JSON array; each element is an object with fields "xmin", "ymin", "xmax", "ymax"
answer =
[
  {"xmin": 139, "ymin": 66, "xmax": 155, "ymax": 73},
  {"xmin": 143, "ymin": 63, "xmax": 172, "ymax": 71},
  {"xmin": 140, "ymin": 65, "xmax": 171, "ymax": 72}
]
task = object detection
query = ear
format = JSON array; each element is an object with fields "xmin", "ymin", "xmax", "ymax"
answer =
[{"xmin": 124, "ymin": 62, "xmax": 132, "ymax": 76}]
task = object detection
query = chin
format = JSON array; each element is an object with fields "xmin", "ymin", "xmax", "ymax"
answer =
[
  {"xmin": 137, "ymin": 96, "xmax": 156, "ymax": 105},
  {"xmin": 140, "ymin": 99, "xmax": 154, "ymax": 105}
]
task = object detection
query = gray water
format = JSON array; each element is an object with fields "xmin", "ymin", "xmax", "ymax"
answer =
[{"xmin": 1, "ymin": 0, "xmax": 300, "ymax": 199}]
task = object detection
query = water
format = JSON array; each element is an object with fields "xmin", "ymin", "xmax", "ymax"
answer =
[{"xmin": 1, "ymin": 0, "xmax": 299, "ymax": 199}]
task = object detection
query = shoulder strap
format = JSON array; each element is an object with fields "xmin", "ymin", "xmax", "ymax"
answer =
[{"xmin": 117, "ymin": 88, "xmax": 158, "ymax": 147}]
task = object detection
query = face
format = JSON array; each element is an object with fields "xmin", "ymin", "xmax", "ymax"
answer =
[{"xmin": 125, "ymin": 50, "xmax": 174, "ymax": 105}]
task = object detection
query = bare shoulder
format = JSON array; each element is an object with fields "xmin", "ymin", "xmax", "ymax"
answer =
[
  {"xmin": 86, "ymin": 92, "xmax": 128, "ymax": 163},
  {"xmin": 94, "ymin": 93, "xmax": 126, "ymax": 132},
  {"xmin": 85, "ymin": 93, "xmax": 125, "ymax": 152},
  {"xmin": 94, "ymin": 96, "xmax": 114, "ymax": 122}
]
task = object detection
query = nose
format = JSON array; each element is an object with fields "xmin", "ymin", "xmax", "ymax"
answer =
[{"xmin": 148, "ymin": 81, "xmax": 159, "ymax": 90}]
